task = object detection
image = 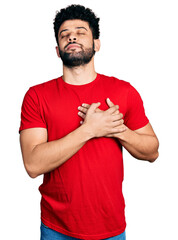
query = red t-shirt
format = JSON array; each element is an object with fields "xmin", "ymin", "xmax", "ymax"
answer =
[{"xmin": 19, "ymin": 73, "xmax": 149, "ymax": 239}]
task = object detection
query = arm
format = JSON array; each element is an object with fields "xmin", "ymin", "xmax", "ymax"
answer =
[
  {"xmin": 106, "ymin": 99, "xmax": 159, "ymax": 162},
  {"xmin": 20, "ymin": 103, "xmax": 123, "ymax": 178},
  {"xmin": 113, "ymin": 123, "xmax": 159, "ymax": 162},
  {"xmin": 78, "ymin": 99, "xmax": 159, "ymax": 162},
  {"xmin": 20, "ymin": 125, "xmax": 91, "ymax": 178}
]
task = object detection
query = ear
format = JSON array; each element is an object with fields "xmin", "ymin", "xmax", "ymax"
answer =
[
  {"xmin": 94, "ymin": 39, "xmax": 100, "ymax": 52},
  {"xmin": 55, "ymin": 46, "xmax": 61, "ymax": 58}
]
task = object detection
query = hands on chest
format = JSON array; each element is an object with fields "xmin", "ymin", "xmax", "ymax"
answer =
[
  {"xmin": 77, "ymin": 98, "xmax": 127, "ymax": 138},
  {"xmin": 77, "ymin": 98, "xmax": 159, "ymax": 162}
]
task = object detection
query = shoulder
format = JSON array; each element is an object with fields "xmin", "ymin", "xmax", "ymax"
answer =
[
  {"xmin": 30, "ymin": 77, "xmax": 60, "ymax": 92},
  {"xmin": 25, "ymin": 77, "xmax": 60, "ymax": 97},
  {"xmin": 98, "ymin": 73, "xmax": 131, "ymax": 90}
]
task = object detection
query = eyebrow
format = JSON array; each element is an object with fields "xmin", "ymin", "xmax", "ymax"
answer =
[{"xmin": 59, "ymin": 27, "xmax": 88, "ymax": 35}]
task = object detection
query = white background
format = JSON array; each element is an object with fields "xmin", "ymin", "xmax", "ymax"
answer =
[{"xmin": 0, "ymin": 0, "xmax": 178, "ymax": 239}]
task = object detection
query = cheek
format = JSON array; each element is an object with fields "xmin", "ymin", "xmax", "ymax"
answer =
[
  {"xmin": 82, "ymin": 38, "xmax": 94, "ymax": 49},
  {"xmin": 58, "ymin": 38, "xmax": 66, "ymax": 49},
  {"xmin": 80, "ymin": 33, "xmax": 93, "ymax": 45},
  {"xmin": 59, "ymin": 44, "xmax": 67, "ymax": 54}
]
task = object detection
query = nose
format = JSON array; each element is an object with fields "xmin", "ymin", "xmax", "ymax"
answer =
[{"xmin": 68, "ymin": 32, "xmax": 77, "ymax": 42}]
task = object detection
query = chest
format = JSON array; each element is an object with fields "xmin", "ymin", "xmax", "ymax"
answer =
[{"xmin": 41, "ymin": 84, "xmax": 127, "ymax": 140}]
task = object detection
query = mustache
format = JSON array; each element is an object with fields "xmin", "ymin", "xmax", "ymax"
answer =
[{"xmin": 65, "ymin": 42, "xmax": 82, "ymax": 49}]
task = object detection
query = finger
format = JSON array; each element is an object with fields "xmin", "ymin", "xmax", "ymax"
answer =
[
  {"xmin": 78, "ymin": 111, "xmax": 86, "ymax": 119},
  {"xmin": 112, "ymin": 119, "xmax": 124, "ymax": 127},
  {"xmin": 82, "ymin": 103, "xmax": 90, "ymax": 108},
  {"xmin": 111, "ymin": 125, "xmax": 127, "ymax": 133},
  {"xmin": 105, "ymin": 105, "xmax": 119, "ymax": 114},
  {"xmin": 106, "ymin": 99, "xmax": 120, "ymax": 115},
  {"xmin": 78, "ymin": 106, "xmax": 88, "ymax": 114},
  {"xmin": 111, "ymin": 109, "xmax": 120, "ymax": 115},
  {"xmin": 88, "ymin": 102, "xmax": 101, "ymax": 113},
  {"xmin": 79, "ymin": 106, "xmax": 102, "ymax": 114},
  {"xmin": 105, "ymin": 134, "xmax": 114, "ymax": 138},
  {"xmin": 81, "ymin": 103, "xmax": 102, "ymax": 113},
  {"xmin": 80, "ymin": 120, "xmax": 83, "ymax": 125},
  {"xmin": 95, "ymin": 108, "xmax": 103, "ymax": 112},
  {"xmin": 111, "ymin": 113, "xmax": 123, "ymax": 121},
  {"xmin": 105, "ymin": 128, "xmax": 126, "ymax": 137},
  {"xmin": 106, "ymin": 98, "xmax": 115, "ymax": 108}
]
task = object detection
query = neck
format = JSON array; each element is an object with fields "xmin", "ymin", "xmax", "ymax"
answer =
[{"xmin": 62, "ymin": 58, "xmax": 97, "ymax": 85}]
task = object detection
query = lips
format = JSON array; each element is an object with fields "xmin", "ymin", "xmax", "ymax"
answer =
[{"xmin": 66, "ymin": 43, "xmax": 81, "ymax": 50}]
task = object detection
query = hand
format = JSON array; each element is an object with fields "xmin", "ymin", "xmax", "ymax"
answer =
[
  {"xmin": 78, "ymin": 98, "xmax": 127, "ymax": 138},
  {"xmin": 105, "ymin": 98, "xmax": 128, "ymax": 137}
]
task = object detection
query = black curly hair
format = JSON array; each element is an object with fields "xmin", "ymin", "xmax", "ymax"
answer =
[{"xmin": 53, "ymin": 4, "xmax": 100, "ymax": 45}]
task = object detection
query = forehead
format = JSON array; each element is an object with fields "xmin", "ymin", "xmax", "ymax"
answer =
[{"xmin": 59, "ymin": 19, "xmax": 90, "ymax": 32}]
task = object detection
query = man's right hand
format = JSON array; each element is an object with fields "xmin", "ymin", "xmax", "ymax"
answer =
[{"xmin": 79, "ymin": 102, "xmax": 127, "ymax": 138}]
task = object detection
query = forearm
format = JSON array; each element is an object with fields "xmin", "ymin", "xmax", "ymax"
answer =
[
  {"xmin": 78, "ymin": 100, "xmax": 159, "ymax": 162},
  {"xmin": 115, "ymin": 127, "xmax": 159, "ymax": 162},
  {"xmin": 29, "ymin": 125, "xmax": 92, "ymax": 178}
]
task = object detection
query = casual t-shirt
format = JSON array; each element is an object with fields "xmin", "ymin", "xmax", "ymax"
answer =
[{"xmin": 19, "ymin": 73, "xmax": 149, "ymax": 240}]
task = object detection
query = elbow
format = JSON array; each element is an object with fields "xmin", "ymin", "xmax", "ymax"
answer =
[
  {"xmin": 26, "ymin": 166, "xmax": 39, "ymax": 179},
  {"xmin": 24, "ymin": 161, "xmax": 39, "ymax": 179},
  {"xmin": 148, "ymin": 151, "xmax": 159, "ymax": 163},
  {"xmin": 148, "ymin": 138, "xmax": 159, "ymax": 163},
  {"xmin": 28, "ymin": 171, "xmax": 38, "ymax": 179}
]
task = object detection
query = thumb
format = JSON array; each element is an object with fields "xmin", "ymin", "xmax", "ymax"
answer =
[
  {"xmin": 88, "ymin": 102, "xmax": 101, "ymax": 113},
  {"xmin": 106, "ymin": 98, "xmax": 115, "ymax": 108}
]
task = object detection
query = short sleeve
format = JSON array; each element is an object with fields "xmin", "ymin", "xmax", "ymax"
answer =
[
  {"xmin": 124, "ymin": 84, "xmax": 149, "ymax": 130},
  {"xmin": 19, "ymin": 87, "xmax": 47, "ymax": 133}
]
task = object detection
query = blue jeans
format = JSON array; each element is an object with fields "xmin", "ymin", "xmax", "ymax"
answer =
[{"xmin": 40, "ymin": 221, "xmax": 126, "ymax": 240}]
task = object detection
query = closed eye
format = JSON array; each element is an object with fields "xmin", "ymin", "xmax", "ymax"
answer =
[
  {"xmin": 78, "ymin": 32, "xmax": 85, "ymax": 35},
  {"xmin": 61, "ymin": 34, "xmax": 69, "ymax": 39}
]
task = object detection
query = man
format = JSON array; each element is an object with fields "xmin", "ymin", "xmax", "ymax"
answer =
[{"xmin": 19, "ymin": 4, "xmax": 159, "ymax": 240}]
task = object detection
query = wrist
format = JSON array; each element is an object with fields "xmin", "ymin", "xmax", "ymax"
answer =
[
  {"xmin": 114, "ymin": 126, "xmax": 131, "ymax": 142},
  {"xmin": 79, "ymin": 123, "xmax": 95, "ymax": 141}
]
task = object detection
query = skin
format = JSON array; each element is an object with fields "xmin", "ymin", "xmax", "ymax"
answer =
[
  {"xmin": 55, "ymin": 19, "xmax": 101, "ymax": 85},
  {"xmin": 78, "ymin": 99, "xmax": 159, "ymax": 161},
  {"xmin": 20, "ymin": 19, "xmax": 159, "ymax": 178}
]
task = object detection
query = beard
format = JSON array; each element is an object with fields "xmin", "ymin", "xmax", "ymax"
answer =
[{"xmin": 58, "ymin": 42, "xmax": 95, "ymax": 68}]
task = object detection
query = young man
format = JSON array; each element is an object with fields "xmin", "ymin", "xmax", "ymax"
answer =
[{"xmin": 19, "ymin": 4, "xmax": 159, "ymax": 240}]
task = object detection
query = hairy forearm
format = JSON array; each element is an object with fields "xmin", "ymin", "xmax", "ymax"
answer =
[
  {"xmin": 29, "ymin": 125, "xmax": 92, "ymax": 178},
  {"xmin": 115, "ymin": 128, "xmax": 159, "ymax": 162}
]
